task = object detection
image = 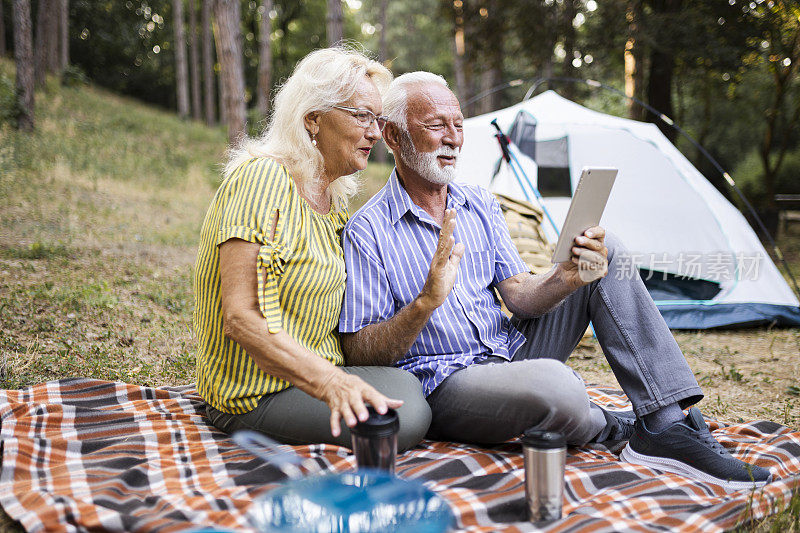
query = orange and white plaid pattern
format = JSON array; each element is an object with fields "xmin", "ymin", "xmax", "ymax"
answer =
[{"xmin": 1, "ymin": 379, "xmax": 798, "ymax": 532}]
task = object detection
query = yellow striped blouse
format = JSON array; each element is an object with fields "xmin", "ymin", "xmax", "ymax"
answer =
[{"xmin": 193, "ymin": 157, "xmax": 348, "ymax": 414}]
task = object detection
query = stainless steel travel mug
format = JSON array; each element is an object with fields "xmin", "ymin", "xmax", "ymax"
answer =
[
  {"xmin": 350, "ymin": 407, "xmax": 399, "ymax": 473},
  {"xmin": 521, "ymin": 429, "xmax": 566, "ymax": 523}
]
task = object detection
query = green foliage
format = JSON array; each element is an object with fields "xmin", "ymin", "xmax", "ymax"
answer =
[
  {"xmin": 1, "ymin": 241, "xmax": 73, "ymax": 260},
  {"xmin": 61, "ymin": 65, "xmax": 90, "ymax": 87},
  {"xmin": 0, "ymin": 59, "xmax": 225, "ymax": 192},
  {"xmin": 735, "ymin": 488, "xmax": 800, "ymax": 532},
  {"xmin": 69, "ymin": 0, "xmax": 176, "ymax": 109},
  {"xmin": 67, "ymin": 0, "xmax": 365, "ymax": 114},
  {"xmin": 734, "ymin": 148, "xmax": 800, "ymax": 207},
  {"xmin": 141, "ymin": 268, "xmax": 193, "ymax": 314},
  {"xmin": 247, "ymin": 106, "xmax": 268, "ymax": 138},
  {"xmin": 31, "ymin": 279, "xmax": 119, "ymax": 313},
  {"xmin": 0, "ymin": 70, "xmax": 19, "ymax": 127},
  {"xmin": 354, "ymin": 0, "xmax": 453, "ymax": 78},
  {"xmin": 51, "ymin": 0, "xmax": 799, "ymax": 204},
  {"xmin": 256, "ymin": 0, "xmax": 327, "ymax": 90},
  {"xmin": 0, "ymin": 55, "xmax": 218, "ymax": 396}
]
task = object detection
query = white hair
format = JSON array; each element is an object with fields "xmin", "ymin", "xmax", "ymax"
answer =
[
  {"xmin": 222, "ymin": 46, "xmax": 392, "ymax": 212},
  {"xmin": 383, "ymin": 71, "xmax": 449, "ymax": 131}
]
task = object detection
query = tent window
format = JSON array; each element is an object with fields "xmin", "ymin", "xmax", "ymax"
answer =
[
  {"xmin": 508, "ymin": 113, "xmax": 572, "ymax": 198},
  {"xmin": 639, "ymin": 269, "xmax": 722, "ymax": 301},
  {"xmin": 534, "ymin": 138, "xmax": 572, "ymax": 197},
  {"xmin": 538, "ymin": 168, "xmax": 572, "ymax": 197}
]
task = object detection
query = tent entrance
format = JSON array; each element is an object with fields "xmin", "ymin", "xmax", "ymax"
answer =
[
  {"xmin": 639, "ymin": 269, "xmax": 722, "ymax": 301},
  {"xmin": 535, "ymin": 138, "xmax": 572, "ymax": 197}
]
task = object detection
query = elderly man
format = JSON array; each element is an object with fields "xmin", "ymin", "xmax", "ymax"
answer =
[{"xmin": 338, "ymin": 72, "xmax": 771, "ymax": 490}]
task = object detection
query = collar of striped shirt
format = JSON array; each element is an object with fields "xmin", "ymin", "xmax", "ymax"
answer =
[
  {"xmin": 340, "ymin": 169, "xmax": 529, "ymax": 396},
  {"xmin": 385, "ymin": 168, "xmax": 468, "ymax": 227}
]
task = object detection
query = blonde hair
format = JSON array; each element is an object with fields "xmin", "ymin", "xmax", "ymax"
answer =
[{"xmin": 223, "ymin": 46, "xmax": 392, "ymax": 211}]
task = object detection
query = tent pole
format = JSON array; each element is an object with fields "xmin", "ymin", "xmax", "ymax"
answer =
[
  {"xmin": 490, "ymin": 119, "xmax": 562, "ymax": 237},
  {"xmin": 506, "ymin": 149, "xmax": 561, "ymax": 238}
]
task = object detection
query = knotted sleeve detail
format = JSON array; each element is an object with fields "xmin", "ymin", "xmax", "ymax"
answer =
[{"xmin": 257, "ymin": 241, "xmax": 288, "ymax": 333}]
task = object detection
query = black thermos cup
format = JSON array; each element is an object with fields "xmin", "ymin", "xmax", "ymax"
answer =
[{"xmin": 350, "ymin": 407, "xmax": 399, "ymax": 474}]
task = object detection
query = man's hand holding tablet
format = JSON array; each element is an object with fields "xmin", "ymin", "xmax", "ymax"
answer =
[{"xmin": 551, "ymin": 168, "xmax": 618, "ymax": 286}]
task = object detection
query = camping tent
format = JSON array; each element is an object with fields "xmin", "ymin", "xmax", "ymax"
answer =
[{"xmin": 457, "ymin": 90, "xmax": 800, "ymax": 329}]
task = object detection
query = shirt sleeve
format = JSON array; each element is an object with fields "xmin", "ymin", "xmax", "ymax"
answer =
[
  {"xmin": 216, "ymin": 158, "xmax": 289, "ymax": 246},
  {"xmin": 216, "ymin": 158, "xmax": 291, "ymax": 332},
  {"xmin": 488, "ymin": 193, "xmax": 529, "ymax": 285},
  {"xmin": 339, "ymin": 219, "xmax": 395, "ymax": 333}
]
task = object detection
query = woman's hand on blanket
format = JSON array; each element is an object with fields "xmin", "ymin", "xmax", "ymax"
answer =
[
  {"xmin": 418, "ymin": 208, "xmax": 465, "ymax": 312},
  {"xmin": 317, "ymin": 370, "xmax": 404, "ymax": 438}
]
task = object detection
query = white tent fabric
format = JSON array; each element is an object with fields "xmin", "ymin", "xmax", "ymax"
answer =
[{"xmin": 456, "ymin": 90, "xmax": 800, "ymax": 328}]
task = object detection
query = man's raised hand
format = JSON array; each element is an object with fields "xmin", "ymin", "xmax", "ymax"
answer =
[{"xmin": 417, "ymin": 208, "xmax": 465, "ymax": 311}]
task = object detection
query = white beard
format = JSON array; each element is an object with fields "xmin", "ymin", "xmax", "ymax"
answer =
[{"xmin": 399, "ymin": 132, "xmax": 459, "ymax": 185}]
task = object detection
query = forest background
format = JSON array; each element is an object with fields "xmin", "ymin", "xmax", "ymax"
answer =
[{"xmin": 2, "ymin": 0, "xmax": 800, "ymax": 222}]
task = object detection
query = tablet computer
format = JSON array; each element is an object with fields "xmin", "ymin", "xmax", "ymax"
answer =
[{"xmin": 551, "ymin": 167, "xmax": 618, "ymax": 263}]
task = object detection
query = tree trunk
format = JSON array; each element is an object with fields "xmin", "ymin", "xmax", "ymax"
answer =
[
  {"xmin": 33, "ymin": 0, "xmax": 58, "ymax": 83},
  {"xmin": 213, "ymin": 0, "xmax": 246, "ymax": 142},
  {"xmin": 696, "ymin": 76, "xmax": 712, "ymax": 160},
  {"xmin": 45, "ymin": 0, "xmax": 58, "ymax": 73},
  {"xmin": 218, "ymin": 67, "xmax": 228, "ymax": 124},
  {"xmin": 624, "ymin": 0, "xmax": 644, "ymax": 120},
  {"xmin": 256, "ymin": 0, "xmax": 272, "ymax": 117},
  {"xmin": 760, "ymin": 71, "xmax": 790, "ymax": 214},
  {"xmin": 201, "ymin": 0, "xmax": 216, "ymax": 125},
  {"xmin": 13, "ymin": 0, "xmax": 34, "ymax": 131},
  {"xmin": 624, "ymin": 37, "xmax": 636, "ymax": 112},
  {"xmin": 757, "ymin": 5, "xmax": 800, "ymax": 218},
  {"xmin": 644, "ymin": 0, "xmax": 680, "ymax": 142},
  {"xmin": 451, "ymin": 2, "xmax": 469, "ymax": 107},
  {"xmin": 33, "ymin": 0, "xmax": 48, "ymax": 85},
  {"xmin": 486, "ymin": 3, "xmax": 503, "ymax": 111},
  {"xmin": 0, "ymin": 2, "xmax": 6, "ymax": 58},
  {"xmin": 374, "ymin": 0, "xmax": 388, "ymax": 164},
  {"xmin": 326, "ymin": 0, "xmax": 343, "ymax": 45},
  {"xmin": 476, "ymin": 70, "xmax": 492, "ymax": 115},
  {"xmin": 475, "ymin": 0, "xmax": 503, "ymax": 114},
  {"xmin": 646, "ymin": 46, "xmax": 676, "ymax": 142},
  {"xmin": 560, "ymin": 0, "xmax": 578, "ymax": 100},
  {"xmin": 378, "ymin": 0, "xmax": 387, "ymax": 65},
  {"xmin": 188, "ymin": 0, "xmax": 201, "ymax": 120},
  {"xmin": 173, "ymin": 0, "xmax": 190, "ymax": 119},
  {"xmin": 59, "ymin": 0, "xmax": 68, "ymax": 71}
]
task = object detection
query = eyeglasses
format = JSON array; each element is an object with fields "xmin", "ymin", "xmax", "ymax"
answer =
[{"xmin": 332, "ymin": 105, "xmax": 389, "ymax": 132}]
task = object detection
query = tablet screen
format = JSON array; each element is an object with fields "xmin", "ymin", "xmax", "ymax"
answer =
[{"xmin": 551, "ymin": 167, "xmax": 618, "ymax": 263}]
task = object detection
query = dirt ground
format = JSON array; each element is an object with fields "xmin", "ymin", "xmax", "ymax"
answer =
[{"xmin": 572, "ymin": 329, "xmax": 800, "ymax": 429}]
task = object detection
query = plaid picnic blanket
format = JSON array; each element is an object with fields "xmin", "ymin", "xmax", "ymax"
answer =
[{"xmin": 1, "ymin": 378, "xmax": 798, "ymax": 533}]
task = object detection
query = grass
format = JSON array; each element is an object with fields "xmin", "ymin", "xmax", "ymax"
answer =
[
  {"xmin": 1, "ymin": 56, "xmax": 799, "ymax": 530},
  {"xmin": 0, "ymin": 56, "xmax": 224, "ymax": 393}
]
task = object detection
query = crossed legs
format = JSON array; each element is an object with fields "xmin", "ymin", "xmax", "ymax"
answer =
[{"xmin": 426, "ymin": 233, "xmax": 703, "ymax": 445}]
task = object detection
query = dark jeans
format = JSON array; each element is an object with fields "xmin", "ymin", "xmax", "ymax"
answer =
[
  {"xmin": 427, "ymin": 233, "xmax": 703, "ymax": 446},
  {"xmin": 206, "ymin": 366, "xmax": 432, "ymax": 452}
]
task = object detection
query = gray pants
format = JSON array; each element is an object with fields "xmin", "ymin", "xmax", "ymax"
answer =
[
  {"xmin": 206, "ymin": 366, "xmax": 432, "ymax": 452},
  {"xmin": 426, "ymin": 233, "xmax": 703, "ymax": 446}
]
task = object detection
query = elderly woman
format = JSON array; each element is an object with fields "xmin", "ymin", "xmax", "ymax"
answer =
[{"xmin": 194, "ymin": 48, "xmax": 431, "ymax": 451}]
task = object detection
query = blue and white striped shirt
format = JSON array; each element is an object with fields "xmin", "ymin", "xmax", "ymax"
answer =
[{"xmin": 339, "ymin": 169, "xmax": 529, "ymax": 396}]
